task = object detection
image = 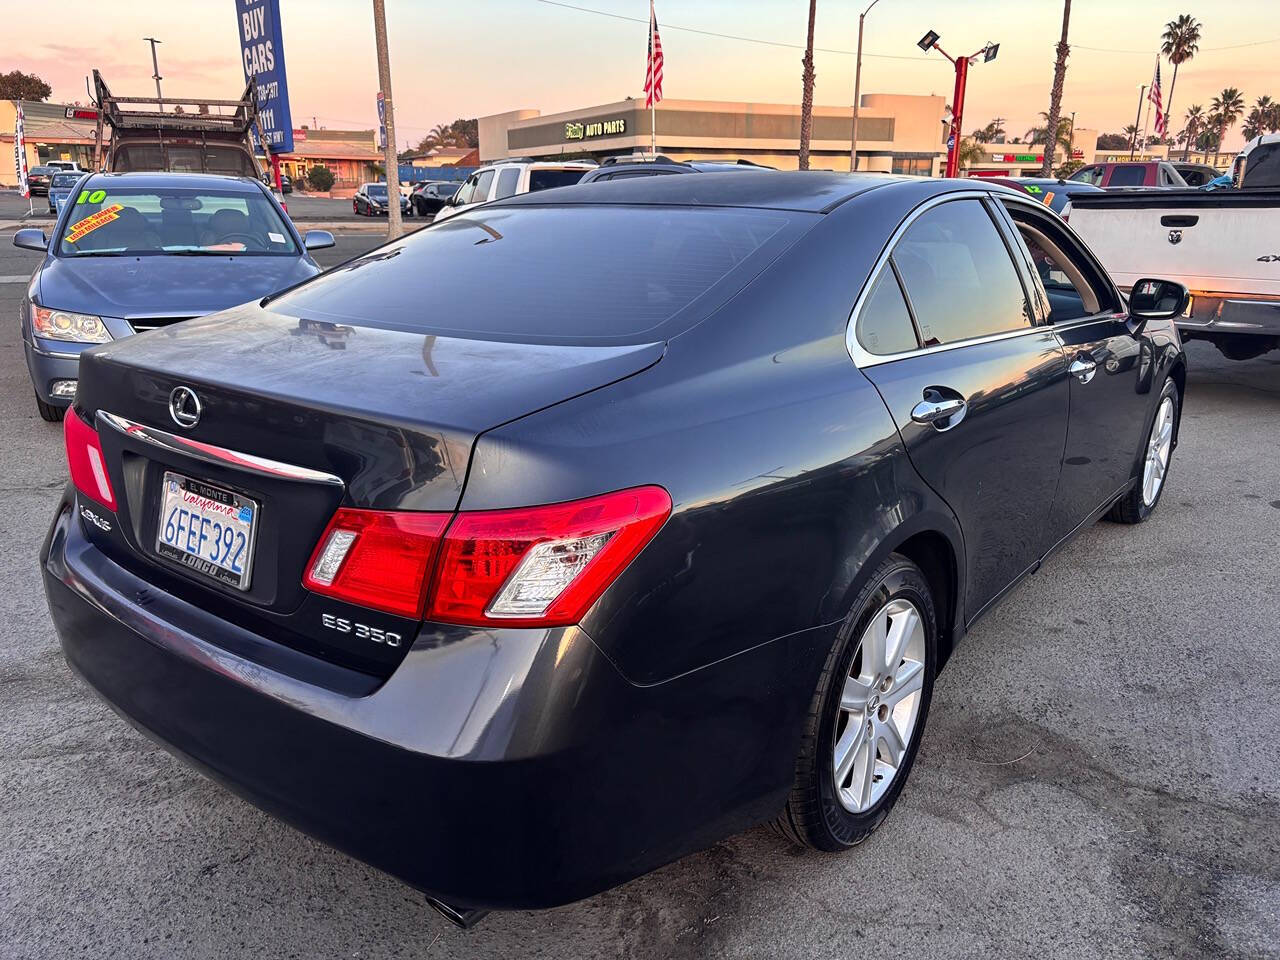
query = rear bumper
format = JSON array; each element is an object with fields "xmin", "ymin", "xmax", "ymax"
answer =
[
  {"xmin": 1176, "ymin": 292, "xmax": 1280, "ymax": 338},
  {"xmin": 42, "ymin": 492, "xmax": 816, "ymax": 909}
]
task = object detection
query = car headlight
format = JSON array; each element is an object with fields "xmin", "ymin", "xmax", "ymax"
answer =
[{"xmin": 31, "ymin": 305, "xmax": 112, "ymax": 343}]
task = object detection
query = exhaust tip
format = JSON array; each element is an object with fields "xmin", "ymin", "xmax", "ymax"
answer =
[{"xmin": 425, "ymin": 896, "xmax": 489, "ymax": 930}]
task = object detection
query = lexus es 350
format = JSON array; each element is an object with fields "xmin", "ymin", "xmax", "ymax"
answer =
[{"xmin": 42, "ymin": 173, "xmax": 1188, "ymax": 924}]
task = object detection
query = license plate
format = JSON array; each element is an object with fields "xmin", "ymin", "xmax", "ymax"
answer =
[{"xmin": 155, "ymin": 472, "xmax": 258, "ymax": 590}]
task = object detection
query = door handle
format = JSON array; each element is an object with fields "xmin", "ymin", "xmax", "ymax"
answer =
[
  {"xmin": 1069, "ymin": 358, "xmax": 1097, "ymax": 384},
  {"xmin": 910, "ymin": 396, "xmax": 967, "ymax": 430}
]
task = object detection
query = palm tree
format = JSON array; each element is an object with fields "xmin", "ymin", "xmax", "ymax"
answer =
[
  {"xmin": 957, "ymin": 138, "xmax": 986, "ymax": 171},
  {"xmin": 1040, "ymin": 0, "xmax": 1072, "ymax": 176},
  {"xmin": 1255, "ymin": 95, "xmax": 1280, "ymax": 134},
  {"xmin": 1160, "ymin": 15, "xmax": 1202, "ymax": 133},
  {"xmin": 1025, "ymin": 112, "xmax": 1073, "ymax": 153},
  {"xmin": 1242, "ymin": 108, "xmax": 1264, "ymax": 141},
  {"xmin": 1123, "ymin": 123, "xmax": 1141, "ymax": 153},
  {"xmin": 797, "ymin": 0, "xmax": 817, "ymax": 170},
  {"xmin": 1210, "ymin": 87, "xmax": 1246, "ymax": 162},
  {"xmin": 1181, "ymin": 104, "xmax": 1204, "ymax": 161},
  {"xmin": 971, "ymin": 119, "xmax": 1006, "ymax": 144}
]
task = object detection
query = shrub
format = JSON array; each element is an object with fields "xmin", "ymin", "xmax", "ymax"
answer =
[{"xmin": 306, "ymin": 165, "xmax": 335, "ymax": 192}]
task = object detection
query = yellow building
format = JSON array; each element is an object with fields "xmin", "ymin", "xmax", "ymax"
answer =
[{"xmin": 479, "ymin": 94, "xmax": 948, "ymax": 174}]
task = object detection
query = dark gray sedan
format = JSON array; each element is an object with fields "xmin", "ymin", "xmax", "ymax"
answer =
[{"xmin": 13, "ymin": 171, "xmax": 333, "ymax": 421}]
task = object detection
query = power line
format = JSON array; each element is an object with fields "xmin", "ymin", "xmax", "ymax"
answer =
[{"xmin": 533, "ymin": 0, "xmax": 943, "ymax": 62}]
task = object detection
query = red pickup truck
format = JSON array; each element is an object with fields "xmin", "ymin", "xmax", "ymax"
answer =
[{"xmin": 1069, "ymin": 160, "xmax": 1189, "ymax": 188}]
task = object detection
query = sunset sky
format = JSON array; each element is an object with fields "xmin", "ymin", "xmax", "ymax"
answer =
[{"xmin": 14, "ymin": 0, "xmax": 1280, "ymax": 151}]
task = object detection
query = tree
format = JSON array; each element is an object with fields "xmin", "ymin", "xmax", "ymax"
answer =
[
  {"xmin": 0, "ymin": 70, "xmax": 52, "ymax": 101},
  {"xmin": 306, "ymin": 165, "xmax": 334, "ymax": 192},
  {"xmin": 1210, "ymin": 87, "xmax": 1245, "ymax": 159},
  {"xmin": 971, "ymin": 119, "xmax": 1006, "ymax": 144},
  {"xmin": 1123, "ymin": 123, "xmax": 1140, "ymax": 153},
  {"xmin": 1181, "ymin": 104, "xmax": 1204, "ymax": 160},
  {"xmin": 1040, "ymin": 0, "xmax": 1072, "ymax": 176},
  {"xmin": 956, "ymin": 138, "xmax": 986, "ymax": 171},
  {"xmin": 447, "ymin": 118, "xmax": 478, "ymax": 148},
  {"xmin": 1025, "ymin": 112, "xmax": 1073, "ymax": 153},
  {"xmin": 1160, "ymin": 15, "xmax": 1201, "ymax": 134},
  {"xmin": 1096, "ymin": 132, "xmax": 1130, "ymax": 150},
  {"xmin": 1254, "ymin": 95, "xmax": 1279, "ymax": 134},
  {"xmin": 797, "ymin": 0, "xmax": 817, "ymax": 170}
]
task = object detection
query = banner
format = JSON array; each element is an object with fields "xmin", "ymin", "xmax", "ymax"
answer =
[
  {"xmin": 14, "ymin": 104, "xmax": 29, "ymax": 199},
  {"xmin": 236, "ymin": 0, "xmax": 294, "ymax": 153}
]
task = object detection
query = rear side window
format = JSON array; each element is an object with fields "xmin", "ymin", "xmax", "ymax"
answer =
[
  {"xmin": 1108, "ymin": 165, "xmax": 1146, "ymax": 186},
  {"xmin": 891, "ymin": 200, "xmax": 1031, "ymax": 346},
  {"xmin": 494, "ymin": 167, "xmax": 520, "ymax": 199},
  {"xmin": 268, "ymin": 205, "xmax": 805, "ymax": 343},
  {"xmin": 529, "ymin": 169, "xmax": 588, "ymax": 191},
  {"xmin": 1242, "ymin": 144, "xmax": 1280, "ymax": 188},
  {"xmin": 1069, "ymin": 166, "xmax": 1102, "ymax": 186},
  {"xmin": 856, "ymin": 270, "xmax": 919, "ymax": 355}
]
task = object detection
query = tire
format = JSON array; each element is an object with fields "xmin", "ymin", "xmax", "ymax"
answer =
[
  {"xmin": 772, "ymin": 553, "xmax": 937, "ymax": 851},
  {"xmin": 1106, "ymin": 378, "xmax": 1179, "ymax": 524},
  {"xmin": 35, "ymin": 392, "xmax": 65, "ymax": 423}
]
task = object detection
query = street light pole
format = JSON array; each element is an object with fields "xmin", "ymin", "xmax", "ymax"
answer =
[
  {"xmin": 849, "ymin": 0, "xmax": 882, "ymax": 173},
  {"xmin": 919, "ymin": 32, "xmax": 999, "ymax": 178},
  {"xmin": 144, "ymin": 37, "xmax": 163, "ymax": 112},
  {"xmin": 371, "ymin": 0, "xmax": 403, "ymax": 239}
]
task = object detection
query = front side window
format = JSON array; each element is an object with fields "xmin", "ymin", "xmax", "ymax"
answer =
[
  {"xmin": 471, "ymin": 170, "xmax": 495, "ymax": 202},
  {"xmin": 56, "ymin": 187, "xmax": 297, "ymax": 257},
  {"xmin": 856, "ymin": 268, "xmax": 919, "ymax": 355},
  {"xmin": 1006, "ymin": 209, "xmax": 1108, "ymax": 323},
  {"xmin": 891, "ymin": 199, "xmax": 1032, "ymax": 346}
]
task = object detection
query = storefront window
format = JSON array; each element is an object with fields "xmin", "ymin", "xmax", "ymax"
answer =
[{"xmin": 892, "ymin": 157, "xmax": 933, "ymax": 176}]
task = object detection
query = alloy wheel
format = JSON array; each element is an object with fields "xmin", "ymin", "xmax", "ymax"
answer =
[
  {"xmin": 832, "ymin": 597, "xmax": 926, "ymax": 813},
  {"xmin": 1142, "ymin": 397, "xmax": 1174, "ymax": 507}
]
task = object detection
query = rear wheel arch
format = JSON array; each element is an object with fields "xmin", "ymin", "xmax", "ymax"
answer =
[
  {"xmin": 892, "ymin": 530, "xmax": 960, "ymax": 667},
  {"xmin": 1167, "ymin": 359, "xmax": 1186, "ymax": 440}
]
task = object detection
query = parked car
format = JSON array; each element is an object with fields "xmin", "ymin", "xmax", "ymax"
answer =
[
  {"xmin": 46, "ymin": 160, "xmax": 87, "ymax": 173},
  {"xmin": 1068, "ymin": 161, "xmax": 1188, "ymax": 189},
  {"xmin": 408, "ymin": 180, "xmax": 460, "ymax": 217},
  {"xmin": 967, "ymin": 176, "xmax": 1103, "ymax": 216},
  {"xmin": 1232, "ymin": 133, "xmax": 1280, "ymax": 188},
  {"xmin": 578, "ymin": 155, "xmax": 774, "ymax": 183},
  {"xmin": 1070, "ymin": 186, "xmax": 1280, "ymax": 360},
  {"xmin": 43, "ymin": 173, "xmax": 1188, "ymax": 924},
  {"xmin": 1170, "ymin": 162, "xmax": 1221, "ymax": 188},
  {"xmin": 46, "ymin": 171, "xmax": 86, "ymax": 215},
  {"xmin": 27, "ymin": 165, "xmax": 59, "ymax": 196},
  {"xmin": 260, "ymin": 171, "xmax": 293, "ymax": 193},
  {"xmin": 432, "ymin": 159, "xmax": 596, "ymax": 222},
  {"xmin": 353, "ymin": 182, "xmax": 409, "ymax": 217},
  {"xmin": 12, "ymin": 172, "xmax": 331, "ymax": 422}
]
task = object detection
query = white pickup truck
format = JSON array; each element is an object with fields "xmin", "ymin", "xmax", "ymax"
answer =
[{"xmin": 1068, "ymin": 150, "xmax": 1280, "ymax": 359}]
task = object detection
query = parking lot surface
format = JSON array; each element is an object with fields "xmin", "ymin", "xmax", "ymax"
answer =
[{"xmin": 1, "ymin": 233, "xmax": 1277, "ymax": 959}]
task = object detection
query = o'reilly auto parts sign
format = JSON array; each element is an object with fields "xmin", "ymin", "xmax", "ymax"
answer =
[{"xmin": 237, "ymin": 0, "xmax": 294, "ymax": 153}]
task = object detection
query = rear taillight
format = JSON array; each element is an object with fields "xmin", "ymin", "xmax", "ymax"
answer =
[
  {"xmin": 427, "ymin": 486, "xmax": 672, "ymax": 627},
  {"xmin": 303, "ymin": 487, "xmax": 671, "ymax": 626},
  {"xmin": 303, "ymin": 508, "xmax": 450, "ymax": 619},
  {"xmin": 63, "ymin": 409, "xmax": 116, "ymax": 511}
]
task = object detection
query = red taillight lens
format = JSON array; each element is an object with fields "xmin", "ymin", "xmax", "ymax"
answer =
[
  {"xmin": 427, "ymin": 486, "xmax": 672, "ymax": 627},
  {"xmin": 303, "ymin": 508, "xmax": 450, "ymax": 619},
  {"xmin": 63, "ymin": 409, "xmax": 117, "ymax": 511}
]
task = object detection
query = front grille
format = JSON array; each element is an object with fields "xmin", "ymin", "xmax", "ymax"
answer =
[{"xmin": 129, "ymin": 317, "xmax": 195, "ymax": 333}]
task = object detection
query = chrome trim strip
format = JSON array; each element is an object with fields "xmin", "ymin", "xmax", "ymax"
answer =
[
  {"xmin": 845, "ymin": 190, "xmax": 1050, "ymax": 369},
  {"xmin": 97, "ymin": 412, "xmax": 344, "ymax": 486}
]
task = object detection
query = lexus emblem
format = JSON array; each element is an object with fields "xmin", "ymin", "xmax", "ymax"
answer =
[
  {"xmin": 1168, "ymin": 229, "xmax": 1183, "ymax": 245},
  {"xmin": 168, "ymin": 386, "xmax": 202, "ymax": 429}
]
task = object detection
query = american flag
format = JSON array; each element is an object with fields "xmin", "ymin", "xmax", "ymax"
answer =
[
  {"xmin": 1149, "ymin": 61, "xmax": 1166, "ymax": 137},
  {"xmin": 644, "ymin": 1, "xmax": 664, "ymax": 109}
]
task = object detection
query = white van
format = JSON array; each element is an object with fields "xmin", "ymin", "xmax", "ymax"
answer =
[{"xmin": 432, "ymin": 160, "xmax": 596, "ymax": 222}]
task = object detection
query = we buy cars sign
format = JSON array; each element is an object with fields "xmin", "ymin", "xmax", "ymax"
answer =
[{"xmin": 236, "ymin": 0, "xmax": 294, "ymax": 154}]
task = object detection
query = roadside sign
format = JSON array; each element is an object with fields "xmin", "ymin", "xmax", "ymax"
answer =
[
  {"xmin": 236, "ymin": 0, "xmax": 294, "ymax": 153},
  {"xmin": 947, "ymin": 135, "xmax": 955, "ymax": 150},
  {"xmin": 377, "ymin": 92, "xmax": 387, "ymax": 150},
  {"xmin": 13, "ymin": 105, "xmax": 29, "ymax": 200}
]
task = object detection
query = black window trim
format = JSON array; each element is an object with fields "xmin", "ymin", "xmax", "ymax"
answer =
[{"xmin": 846, "ymin": 191, "xmax": 1046, "ymax": 368}]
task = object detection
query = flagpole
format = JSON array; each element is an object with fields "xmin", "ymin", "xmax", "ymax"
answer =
[{"xmin": 1140, "ymin": 56, "xmax": 1155, "ymax": 154}]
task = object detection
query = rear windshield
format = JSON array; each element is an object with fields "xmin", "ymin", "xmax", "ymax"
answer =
[
  {"xmin": 56, "ymin": 186, "xmax": 297, "ymax": 257},
  {"xmin": 112, "ymin": 142, "xmax": 257, "ymax": 177},
  {"xmin": 31, "ymin": 166, "xmax": 58, "ymax": 175},
  {"xmin": 438, "ymin": 182, "xmax": 460, "ymax": 195},
  {"xmin": 51, "ymin": 173, "xmax": 82, "ymax": 188},
  {"xmin": 267, "ymin": 205, "xmax": 805, "ymax": 344},
  {"xmin": 529, "ymin": 169, "xmax": 588, "ymax": 192}
]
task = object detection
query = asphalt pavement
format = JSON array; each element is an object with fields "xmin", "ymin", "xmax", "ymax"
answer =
[{"xmin": 0, "ymin": 233, "xmax": 1277, "ymax": 960}]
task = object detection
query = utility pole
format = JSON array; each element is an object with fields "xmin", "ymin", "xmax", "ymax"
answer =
[
  {"xmin": 371, "ymin": 0, "xmax": 404, "ymax": 239},
  {"xmin": 849, "ymin": 0, "xmax": 882, "ymax": 172},
  {"xmin": 144, "ymin": 37, "xmax": 163, "ymax": 112}
]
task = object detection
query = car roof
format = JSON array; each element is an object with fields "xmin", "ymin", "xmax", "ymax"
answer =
[
  {"xmin": 501, "ymin": 170, "xmax": 914, "ymax": 213},
  {"xmin": 81, "ymin": 171, "xmax": 264, "ymax": 192}
]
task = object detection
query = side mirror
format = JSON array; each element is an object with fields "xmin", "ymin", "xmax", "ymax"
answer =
[
  {"xmin": 1128, "ymin": 277, "xmax": 1190, "ymax": 322},
  {"xmin": 303, "ymin": 230, "xmax": 335, "ymax": 251},
  {"xmin": 13, "ymin": 228, "xmax": 48, "ymax": 252}
]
